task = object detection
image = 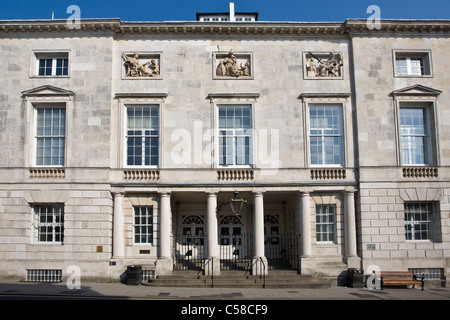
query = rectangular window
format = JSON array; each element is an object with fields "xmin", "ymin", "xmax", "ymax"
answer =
[
  {"xmin": 35, "ymin": 107, "xmax": 66, "ymax": 166},
  {"xmin": 400, "ymin": 106, "xmax": 431, "ymax": 165},
  {"xmin": 126, "ymin": 105, "xmax": 159, "ymax": 167},
  {"xmin": 309, "ymin": 104, "xmax": 344, "ymax": 166},
  {"xmin": 316, "ymin": 205, "xmax": 336, "ymax": 242},
  {"xmin": 218, "ymin": 105, "xmax": 252, "ymax": 167},
  {"xmin": 33, "ymin": 204, "xmax": 64, "ymax": 243},
  {"xmin": 394, "ymin": 51, "xmax": 431, "ymax": 77},
  {"xmin": 134, "ymin": 206, "xmax": 153, "ymax": 244},
  {"xmin": 35, "ymin": 52, "xmax": 69, "ymax": 76},
  {"xmin": 404, "ymin": 202, "xmax": 435, "ymax": 241}
]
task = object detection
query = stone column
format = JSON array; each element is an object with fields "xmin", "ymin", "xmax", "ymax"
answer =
[
  {"xmin": 299, "ymin": 191, "xmax": 314, "ymax": 275},
  {"xmin": 344, "ymin": 191, "xmax": 360, "ymax": 268},
  {"xmin": 253, "ymin": 192, "xmax": 267, "ymax": 275},
  {"xmin": 205, "ymin": 192, "xmax": 220, "ymax": 275},
  {"xmin": 112, "ymin": 192, "xmax": 125, "ymax": 259},
  {"xmin": 157, "ymin": 192, "xmax": 172, "ymax": 275},
  {"xmin": 300, "ymin": 192, "xmax": 312, "ymax": 257}
]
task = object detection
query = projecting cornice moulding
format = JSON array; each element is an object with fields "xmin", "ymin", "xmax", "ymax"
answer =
[{"xmin": 1, "ymin": 19, "xmax": 449, "ymax": 36}]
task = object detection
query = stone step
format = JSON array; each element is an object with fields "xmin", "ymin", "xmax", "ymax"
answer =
[{"xmin": 144, "ymin": 271, "xmax": 331, "ymax": 289}]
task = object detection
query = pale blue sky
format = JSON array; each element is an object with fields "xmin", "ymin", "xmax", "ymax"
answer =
[{"xmin": 0, "ymin": 0, "xmax": 449, "ymax": 21}]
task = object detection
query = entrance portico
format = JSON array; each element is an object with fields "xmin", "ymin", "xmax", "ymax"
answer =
[{"xmin": 111, "ymin": 187, "xmax": 360, "ymax": 278}]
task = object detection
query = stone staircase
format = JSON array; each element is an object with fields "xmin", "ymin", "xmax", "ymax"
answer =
[{"xmin": 143, "ymin": 270, "xmax": 331, "ymax": 289}]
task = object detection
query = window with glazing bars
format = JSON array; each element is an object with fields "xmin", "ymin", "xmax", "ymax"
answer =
[
  {"xmin": 134, "ymin": 206, "xmax": 153, "ymax": 244},
  {"xmin": 35, "ymin": 107, "xmax": 66, "ymax": 166},
  {"xmin": 400, "ymin": 107, "xmax": 431, "ymax": 165},
  {"xmin": 218, "ymin": 105, "xmax": 252, "ymax": 166},
  {"xmin": 316, "ymin": 205, "xmax": 336, "ymax": 242},
  {"xmin": 33, "ymin": 204, "xmax": 64, "ymax": 243},
  {"xmin": 309, "ymin": 104, "xmax": 344, "ymax": 166},
  {"xmin": 126, "ymin": 105, "xmax": 159, "ymax": 167},
  {"xmin": 38, "ymin": 57, "xmax": 68, "ymax": 76},
  {"xmin": 404, "ymin": 202, "xmax": 434, "ymax": 241}
]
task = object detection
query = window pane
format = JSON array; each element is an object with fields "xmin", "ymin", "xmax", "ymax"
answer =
[
  {"xmin": 126, "ymin": 106, "xmax": 159, "ymax": 166},
  {"xmin": 38, "ymin": 59, "xmax": 53, "ymax": 76},
  {"xmin": 35, "ymin": 108, "xmax": 66, "ymax": 166},
  {"xmin": 55, "ymin": 58, "xmax": 68, "ymax": 75},
  {"xmin": 316, "ymin": 205, "xmax": 336, "ymax": 242},
  {"xmin": 404, "ymin": 202, "xmax": 433, "ymax": 241},
  {"xmin": 400, "ymin": 107, "xmax": 429, "ymax": 165},
  {"xmin": 218, "ymin": 105, "xmax": 252, "ymax": 166},
  {"xmin": 133, "ymin": 206, "xmax": 153, "ymax": 244},
  {"xmin": 309, "ymin": 105, "xmax": 343, "ymax": 166},
  {"xmin": 35, "ymin": 204, "xmax": 64, "ymax": 243}
]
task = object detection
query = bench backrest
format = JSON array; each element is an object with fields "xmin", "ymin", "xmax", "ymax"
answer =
[{"xmin": 380, "ymin": 271, "xmax": 415, "ymax": 279}]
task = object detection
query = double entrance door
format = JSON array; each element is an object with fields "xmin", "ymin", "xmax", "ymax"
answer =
[{"xmin": 174, "ymin": 215, "xmax": 299, "ymax": 271}]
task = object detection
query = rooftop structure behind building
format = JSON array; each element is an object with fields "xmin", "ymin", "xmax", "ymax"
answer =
[{"xmin": 196, "ymin": 2, "xmax": 258, "ymax": 22}]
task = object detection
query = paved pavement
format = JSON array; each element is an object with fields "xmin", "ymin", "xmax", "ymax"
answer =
[
  {"xmin": 0, "ymin": 279, "xmax": 449, "ymax": 301},
  {"xmin": 0, "ymin": 280, "xmax": 447, "ymax": 318}
]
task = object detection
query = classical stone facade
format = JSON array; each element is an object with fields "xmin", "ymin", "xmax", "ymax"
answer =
[{"xmin": 0, "ymin": 17, "xmax": 449, "ymax": 286}]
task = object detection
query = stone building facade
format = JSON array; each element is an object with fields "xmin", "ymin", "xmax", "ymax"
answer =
[{"xmin": 0, "ymin": 16, "xmax": 449, "ymax": 285}]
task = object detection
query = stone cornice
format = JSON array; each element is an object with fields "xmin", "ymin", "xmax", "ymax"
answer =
[{"xmin": 1, "ymin": 19, "xmax": 449, "ymax": 36}]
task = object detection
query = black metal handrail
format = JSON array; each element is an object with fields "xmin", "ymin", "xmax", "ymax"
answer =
[{"xmin": 260, "ymin": 257, "xmax": 266, "ymax": 289}]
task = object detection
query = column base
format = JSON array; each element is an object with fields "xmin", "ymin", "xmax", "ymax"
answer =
[
  {"xmin": 156, "ymin": 258, "xmax": 173, "ymax": 276},
  {"xmin": 299, "ymin": 256, "xmax": 315, "ymax": 275},
  {"xmin": 204, "ymin": 258, "xmax": 221, "ymax": 276},
  {"xmin": 252, "ymin": 257, "xmax": 268, "ymax": 275},
  {"xmin": 345, "ymin": 256, "xmax": 361, "ymax": 269}
]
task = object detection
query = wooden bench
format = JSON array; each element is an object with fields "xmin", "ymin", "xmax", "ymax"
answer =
[{"xmin": 380, "ymin": 271, "xmax": 424, "ymax": 290}]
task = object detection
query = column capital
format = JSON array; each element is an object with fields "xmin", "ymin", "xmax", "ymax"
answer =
[
  {"xmin": 159, "ymin": 192, "xmax": 171, "ymax": 197},
  {"xmin": 112, "ymin": 191, "xmax": 125, "ymax": 197}
]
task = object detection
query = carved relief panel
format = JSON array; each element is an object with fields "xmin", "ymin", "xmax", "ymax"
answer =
[
  {"xmin": 122, "ymin": 52, "xmax": 161, "ymax": 79},
  {"xmin": 303, "ymin": 52, "xmax": 343, "ymax": 79},
  {"xmin": 213, "ymin": 50, "xmax": 253, "ymax": 79}
]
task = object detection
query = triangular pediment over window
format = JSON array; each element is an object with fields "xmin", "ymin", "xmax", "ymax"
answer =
[
  {"xmin": 21, "ymin": 85, "xmax": 75, "ymax": 98},
  {"xmin": 390, "ymin": 84, "xmax": 442, "ymax": 97}
]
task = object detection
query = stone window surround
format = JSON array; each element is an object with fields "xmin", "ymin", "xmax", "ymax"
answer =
[
  {"xmin": 114, "ymin": 93, "xmax": 167, "ymax": 170},
  {"xmin": 30, "ymin": 50, "xmax": 71, "ymax": 78},
  {"xmin": 300, "ymin": 93, "xmax": 352, "ymax": 169},
  {"xmin": 22, "ymin": 86, "xmax": 74, "ymax": 169},
  {"xmin": 312, "ymin": 193, "xmax": 343, "ymax": 247},
  {"xmin": 124, "ymin": 194, "xmax": 159, "ymax": 252},
  {"xmin": 208, "ymin": 93, "xmax": 259, "ymax": 169},
  {"xmin": 392, "ymin": 49, "xmax": 433, "ymax": 78},
  {"xmin": 391, "ymin": 88, "xmax": 441, "ymax": 168}
]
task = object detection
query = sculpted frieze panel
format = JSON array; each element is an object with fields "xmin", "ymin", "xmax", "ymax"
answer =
[
  {"xmin": 213, "ymin": 50, "xmax": 253, "ymax": 79},
  {"xmin": 122, "ymin": 52, "xmax": 161, "ymax": 79},
  {"xmin": 304, "ymin": 52, "xmax": 343, "ymax": 79}
]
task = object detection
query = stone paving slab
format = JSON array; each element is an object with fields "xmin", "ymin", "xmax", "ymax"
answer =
[{"xmin": 0, "ymin": 280, "xmax": 449, "ymax": 300}]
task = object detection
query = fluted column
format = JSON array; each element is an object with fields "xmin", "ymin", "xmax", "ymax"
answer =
[{"xmin": 112, "ymin": 192, "xmax": 125, "ymax": 259}]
